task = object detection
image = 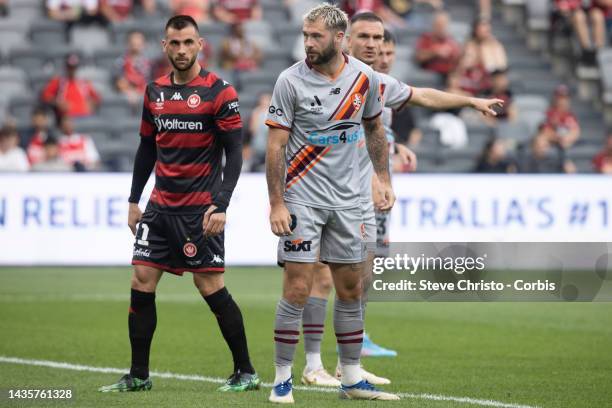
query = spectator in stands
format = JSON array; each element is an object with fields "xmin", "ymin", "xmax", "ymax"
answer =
[
  {"xmin": 99, "ymin": 0, "xmax": 156, "ymax": 22},
  {"xmin": 591, "ymin": 0, "xmax": 612, "ymax": 47},
  {"xmin": 0, "ymin": 124, "xmax": 29, "ymax": 172},
  {"xmin": 213, "ymin": 0, "xmax": 261, "ymax": 24},
  {"xmin": 344, "ymin": 0, "xmax": 442, "ymax": 28},
  {"xmin": 474, "ymin": 138, "xmax": 516, "ymax": 173},
  {"xmin": 478, "ymin": 0, "xmax": 491, "ymax": 18},
  {"xmin": 592, "ymin": 132, "xmax": 612, "ymax": 173},
  {"xmin": 170, "ymin": 0, "xmax": 212, "ymax": 23},
  {"xmin": 56, "ymin": 116, "xmax": 101, "ymax": 171},
  {"xmin": 0, "ymin": 0, "xmax": 8, "ymax": 17},
  {"xmin": 46, "ymin": 0, "xmax": 105, "ymax": 26},
  {"xmin": 30, "ymin": 136, "xmax": 73, "ymax": 172},
  {"xmin": 244, "ymin": 93, "xmax": 271, "ymax": 171},
  {"xmin": 482, "ymin": 69, "xmax": 516, "ymax": 123},
  {"xmin": 24, "ymin": 107, "xmax": 58, "ymax": 165},
  {"xmin": 519, "ymin": 129, "xmax": 575, "ymax": 173},
  {"xmin": 552, "ymin": 0, "xmax": 608, "ymax": 65},
  {"xmin": 455, "ymin": 52, "xmax": 492, "ymax": 95},
  {"xmin": 424, "ymin": 72, "xmax": 469, "ymax": 148},
  {"xmin": 41, "ymin": 53, "xmax": 102, "ymax": 121},
  {"xmin": 415, "ymin": 11, "xmax": 461, "ymax": 78},
  {"xmin": 462, "ymin": 17, "xmax": 508, "ymax": 73},
  {"xmin": 219, "ymin": 23, "xmax": 262, "ymax": 72},
  {"xmin": 114, "ymin": 31, "xmax": 152, "ymax": 107},
  {"xmin": 544, "ymin": 85, "xmax": 581, "ymax": 149}
]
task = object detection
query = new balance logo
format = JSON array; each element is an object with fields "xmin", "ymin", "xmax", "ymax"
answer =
[
  {"xmin": 329, "ymin": 88, "xmax": 341, "ymax": 95},
  {"xmin": 170, "ymin": 92, "xmax": 183, "ymax": 101}
]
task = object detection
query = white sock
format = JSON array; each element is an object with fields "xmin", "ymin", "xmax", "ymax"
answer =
[
  {"xmin": 274, "ymin": 365, "xmax": 292, "ymax": 386},
  {"xmin": 340, "ymin": 364, "xmax": 362, "ymax": 386},
  {"xmin": 305, "ymin": 352, "xmax": 323, "ymax": 372}
]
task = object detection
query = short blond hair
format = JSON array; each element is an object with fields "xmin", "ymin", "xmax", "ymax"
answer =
[{"xmin": 303, "ymin": 3, "xmax": 349, "ymax": 33}]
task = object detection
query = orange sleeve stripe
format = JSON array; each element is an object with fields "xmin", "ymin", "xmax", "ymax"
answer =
[{"xmin": 265, "ymin": 119, "xmax": 290, "ymax": 131}]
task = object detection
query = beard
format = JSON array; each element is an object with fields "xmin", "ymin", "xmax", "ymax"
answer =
[
  {"xmin": 168, "ymin": 54, "xmax": 197, "ymax": 72},
  {"xmin": 306, "ymin": 40, "xmax": 337, "ymax": 65}
]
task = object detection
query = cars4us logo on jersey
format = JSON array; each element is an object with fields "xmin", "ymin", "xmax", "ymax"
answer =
[{"xmin": 187, "ymin": 93, "xmax": 201, "ymax": 109}]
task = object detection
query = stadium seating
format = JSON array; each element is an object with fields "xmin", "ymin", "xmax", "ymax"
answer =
[{"xmin": 0, "ymin": 0, "xmax": 608, "ymax": 173}]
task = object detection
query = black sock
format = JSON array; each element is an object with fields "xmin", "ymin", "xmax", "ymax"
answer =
[
  {"xmin": 204, "ymin": 287, "xmax": 254, "ymax": 374},
  {"xmin": 129, "ymin": 289, "xmax": 156, "ymax": 380}
]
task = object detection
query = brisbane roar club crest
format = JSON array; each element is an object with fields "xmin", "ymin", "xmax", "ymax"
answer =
[
  {"xmin": 187, "ymin": 93, "xmax": 201, "ymax": 109},
  {"xmin": 183, "ymin": 242, "xmax": 197, "ymax": 257},
  {"xmin": 352, "ymin": 93, "xmax": 363, "ymax": 112}
]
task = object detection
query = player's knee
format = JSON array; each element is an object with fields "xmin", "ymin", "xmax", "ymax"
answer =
[
  {"xmin": 313, "ymin": 265, "xmax": 334, "ymax": 295},
  {"xmin": 131, "ymin": 266, "xmax": 160, "ymax": 292},
  {"xmin": 284, "ymin": 278, "xmax": 310, "ymax": 305},
  {"xmin": 315, "ymin": 274, "xmax": 334, "ymax": 294},
  {"xmin": 131, "ymin": 274, "xmax": 156, "ymax": 292},
  {"xmin": 193, "ymin": 273, "xmax": 224, "ymax": 296}
]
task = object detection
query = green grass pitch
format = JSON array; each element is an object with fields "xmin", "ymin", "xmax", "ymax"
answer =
[{"xmin": 0, "ymin": 267, "xmax": 611, "ymax": 408}]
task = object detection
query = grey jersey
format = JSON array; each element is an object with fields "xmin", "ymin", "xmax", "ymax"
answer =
[
  {"xmin": 266, "ymin": 54, "xmax": 382, "ymax": 209},
  {"xmin": 358, "ymin": 72, "xmax": 412, "ymax": 203}
]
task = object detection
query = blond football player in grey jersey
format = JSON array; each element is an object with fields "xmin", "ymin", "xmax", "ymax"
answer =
[
  {"xmin": 265, "ymin": 3, "xmax": 400, "ymax": 403},
  {"xmin": 296, "ymin": 11, "xmax": 505, "ymax": 389}
]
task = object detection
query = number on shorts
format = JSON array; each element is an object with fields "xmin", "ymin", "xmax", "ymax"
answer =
[{"xmin": 136, "ymin": 222, "xmax": 150, "ymax": 246}]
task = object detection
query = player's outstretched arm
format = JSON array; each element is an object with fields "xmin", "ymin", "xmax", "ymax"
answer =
[
  {"xmin": 265, "ymin": 127, "xmax": 292, "ymax": 236},
  {"xmin": 127, "ymin": 138, "xmax": 156, "ymax": 234},
  {"xmin": 409, "ymin": 87, "xmax": 504, "ymax": 116},
  {"xmin": 363, "ymin": 115, "xmax": 395, "ymax": 211}
]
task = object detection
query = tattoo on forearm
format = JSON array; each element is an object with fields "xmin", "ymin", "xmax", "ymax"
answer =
[{"xmin": 363, "ymin": 120, "xmax": 390, "ymax": 182}]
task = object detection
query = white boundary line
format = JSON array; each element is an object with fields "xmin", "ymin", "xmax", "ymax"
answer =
[{"xmin": 0, "ymin": 356, "xmax": 538, "ymax": 408}]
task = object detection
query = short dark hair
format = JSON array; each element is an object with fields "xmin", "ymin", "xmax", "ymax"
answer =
[
  {"xmin": 383, "ymin": 29, "xmax": 396, "ymax": 44},
  {"xmin": 350, "ymin": 11, "xmax": 383, "ymax": 25},
  {"xmin": 165, "ymin": 15, "xmax": 199, "ymax": 33}
]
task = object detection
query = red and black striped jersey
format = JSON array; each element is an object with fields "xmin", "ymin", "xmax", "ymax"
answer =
[{"xmin": 139, "ymin": 67, "xmax": 242, "ymax": 214}]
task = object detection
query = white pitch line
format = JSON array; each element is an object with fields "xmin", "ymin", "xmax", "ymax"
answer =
[{"xmin": 0, "ymin": 356, "xmax": 538, "ymax": 408}]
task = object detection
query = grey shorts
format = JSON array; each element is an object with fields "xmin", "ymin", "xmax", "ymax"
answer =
[
  {"xmin": 361, "ymin": 200, "xmax": 377, "ymax": 260},
  {"xmin": 278, "ymin": 201, "xmax": 364, "ymax": 264}
]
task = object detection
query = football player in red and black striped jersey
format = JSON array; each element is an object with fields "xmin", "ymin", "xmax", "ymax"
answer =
[{"xmin": 98, "ymin": 15, "xmax": 260, "ymax": 393}]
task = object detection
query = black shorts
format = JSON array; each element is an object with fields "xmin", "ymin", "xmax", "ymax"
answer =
[{"xmin": 131, "ymin": 207, "xmax": 225, "ymax": 276}]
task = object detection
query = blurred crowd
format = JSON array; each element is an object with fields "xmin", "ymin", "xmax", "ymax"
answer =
[{"xmin": 0, "ymin": 0, "xmax": 610, "ymax": 174}]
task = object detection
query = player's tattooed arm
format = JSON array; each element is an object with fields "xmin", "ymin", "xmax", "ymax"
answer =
[
  {"xmin": 409, "ymin": 87, "xmax": 504, "ymax": 116},
  {"xmin": 363, "ymin": 116, "xmax": 396, "ymax": 211},
  {"xmin": 265, "ymin": 127, "xmax": 293, "ymax": 236},
  {"xmin": 363, "ymin": 116, "xmax": 391, "ymax": 184}
]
